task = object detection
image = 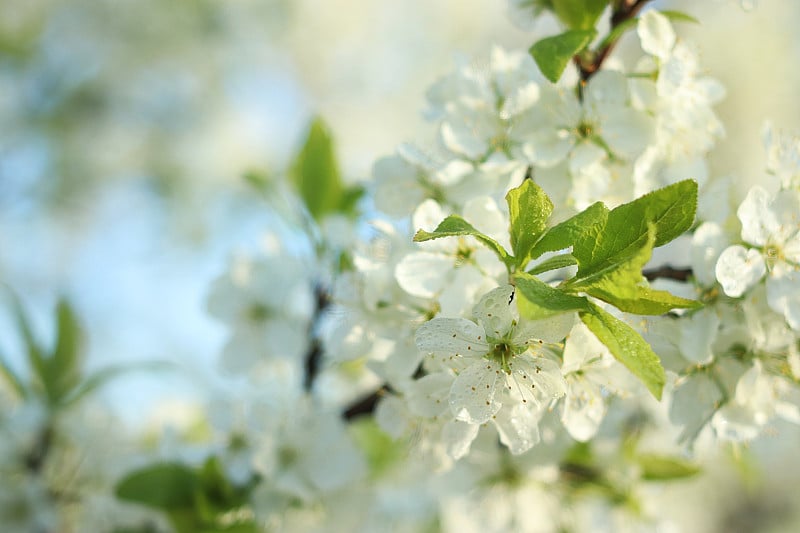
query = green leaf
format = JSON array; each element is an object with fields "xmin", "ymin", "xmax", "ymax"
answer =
[
  {"xmin": 529, "ymin": 201, "xmax": 609, "ymax": 260},
  {"xmin": 413, "ymin": 215, "xmax": 513, "ymax": 267},
  {"xmin": 506, "ymin": 179, "xmax": 553, "ymax": 267},
  {"xmin": 530, "ymin": 29, "xmax": 597, "ymax": 83},
  {"xmin": 637, "ymin": 454, "xmax": 701, "ymax": 480},
  {"xmin": 568, "ymin": 223, "xmax": 702, "ymax": 314},
  {"xmin": 49, "ymin": 299, "xmax": 84, "ymax": 402},
  {"xmin": 8, "ymin": 293, "xmax": 47, "ymax": 392},
  {"xmin": 514, "ymin": 272, "xmax": 590, "ymax": 320},
  {"xmin": 9, "ymin": 296, "xmax": 85, "ymax": 407},
  {"xmin": 243, "ymin": 169, "xmax": 271, "ymax": 192},
  {"xmin": 572, "ymin": 180, "xmax": 697, "ymax": 281},
  {"xmin": 339, "ymin": 185, "xmax": 365, "ymax": 216},
  {"xmin": 526, "ymin": 253, "xmax": 577, "ymax": 275},
  {"xmin": 552, "ymin": 0, "xmax": 608, "ymax": 30},
  {"xmin": 592, "ymin": 285, "xmax": 703, "ymax": 315},
  {"xmin": 659, "ymin": 10, "xmax": 700, "ymax": 24},
  {"xmin": 579, "ymin": 303, "xmax": 665, "ymax": 399},
  {"xmin": 612, "ymin": 179, "xmax": 698, "ymax": 249},
  {"xmin": 116, "ymin": 463, "xmax": 199, "ymax": 510},
  {"xmin": 349, "ymin": 418, "xmax": 405, "ymax": 476},
  {"xmin": 290, "ymin": 117, "xmax": 343, "ymax": 221}
]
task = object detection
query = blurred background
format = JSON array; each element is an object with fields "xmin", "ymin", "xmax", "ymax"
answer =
[{"xmin": 1, "ymin": 0, "xmax": 799, "ymax": 428}]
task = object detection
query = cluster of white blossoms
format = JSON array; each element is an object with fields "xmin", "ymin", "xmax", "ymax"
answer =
[
  {"xmin": 184, "ymin": 9, "xmax": 800, "ymax": 531},
  {"xmin": 5, "ymin": 2, "xmax": 800, "ymax": 531},
  {"xmin": 3, "ymin": 5, "xmax": 788, "ymax": 533},
  {"xmin": 181, "ymin": 8, "xmax": 787, "ymax": 531},
  {"xmin": 654, "ymin": 123, "xmax": 800, "ymax": 445}
]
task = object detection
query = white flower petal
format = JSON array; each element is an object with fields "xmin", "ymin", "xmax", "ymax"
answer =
[
  {"xmin": 395, "ymin": 252, "xmax": 452, "ymax": 298},
  {"xmin": 600, "ymin": 106, "xmax": 655, "ymax": 159},
  {"xmin": 678, "ymin": 308, "xmax": 719, "ymax": 365},
  {"xmin": 561, "ymin": 377, "xmax": 605, "ymax": 442},
  {"xmin": 441, "ymin": 419, "xmax": 480, "ymax": 460},
  {"xmin": 441, "ymin": 120, "xmax": 486, "ymax": 159},
  {"xmin": 432, "ymin": 159, "xmax": 474, "ymax": 186},
  {"xmin": 462, "ymin": 196, "xmax": 507, "ymax": 242},
  {"xmin": 766, "ymin": 268, "xmax": 800, "ymax": 331},
  {"xmin": 407, "ymin": 373, "xmax": 453, "ymax": 418},
  {"xmin": 585, "ymin": 70, "xmax": 629, "ymax": 106},
  {"xmin": 568, "ymin": 141, "xmax": 606, "ymax": 173},
  {"xmin": 715, "ymin": 245, "xmax": 766, "ymax": 297},
  {"xmin": 413, "ymin": 198, "xmax": 449, "ymax": 233},
  {"xmin": 562, "ymin": 323, "xmax": 609, "ymax": 372},
  {"xmin": 449, "ymin": 360, "xmax": 502, "ymax": 424},
  {"xmin": 372, "ymin": 155, "xmax": 426, "ymax": 216},
  {"xmin": 508, "ymin": 355, "xmax": 566, "ymax": 408},
  {"xmin": 691, "ymin": 222, "xmax": 728, "ymax": 287},
  {"xmin": 438, "ymin": 266, "xmax": 495, "ymax": 318},
  {"xmin": 511, "ymin": 312, "xmax": 576, "ymax": 345},
  {"xmin": 638, "ymin": 11, "xmax": 676, "ymax": 60},
  {"xmin": 375, "ymin": 396, "xmax": 412, "ymax": 438},
  {"xmin": 492, "ymin": 402, "xmax": 541, "ymax": 455},
  {"xmin": 473, "ymin": 285, "xmax": 516, "ymax": 339},
  {"xmin": 415, "ymin": 317, "xmax": 489, "ymax": 356},
  {"xmin": 500, "ymin": 81, "xmax": 540, "ymax": 119},
  {"xmin": 737, "ymin": 186, "xmax": 778, "ymax": 246}
]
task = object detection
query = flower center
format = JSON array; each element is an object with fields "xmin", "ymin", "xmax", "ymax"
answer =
[
  {"xmin": 577, "ymin": 120, "xmax": 595, "ymax": 139},
  {"xmin": 247, "ymin": 303, "xmax": 272, "ymax": 322},
  {"xmin": 487, "ymin": 341, "xmax": 526, "ymax": 373}
]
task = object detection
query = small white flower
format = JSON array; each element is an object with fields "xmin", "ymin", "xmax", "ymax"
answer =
[
  {"xmin": 415, "ymin": 285, "xmax": 566, "ymax": 454},
  {"xmin": 395, "ymin": 198, "xmax": 505, "ymax": 316},
  {"xmin": 637, "ymin": 11, "xmax": 676, "ymax": 61},
  {"xmin": 560, "ymin": 323, "xmax": 629, "ymax": 441},
  {"xmin": 715, "ymin": 186, "xmax": 800, "ymax": 329}
]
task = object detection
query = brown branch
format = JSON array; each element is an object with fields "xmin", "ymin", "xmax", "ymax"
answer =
[
  {"xmin": 343, "ymin": 389, "xmax": 385, "ymax": 420},
  {"xmin": 576, "ymin": 0, "xmax": 653, "ymax": 85},
  {"xmin": 643, "ymin": 266, "xmax": 692, "ymax": 282},
  {"xmin": 303, "ymin": 284, "xmax": 330, "ymax": 391}
]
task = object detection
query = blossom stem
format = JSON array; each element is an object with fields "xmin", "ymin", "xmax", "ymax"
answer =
[{"xmin": 575, "ymin": 0, "xmax": 654, "ymax": 86}]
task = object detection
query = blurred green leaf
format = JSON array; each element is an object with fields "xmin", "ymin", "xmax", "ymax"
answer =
[
  {"xmin": 116, "ymin": 463, "xmax": 199, "ymax": 510},
  {"xmin": 49, "ymin": 299, "xmax": 85, "ymax": 402},
  {"xmin": 659, "ymin": 10, "xmax": 700, "ymax": 25},
  {"xmin": 637, "ymin": 454, "xmax": 701, "ymax": 480},
  {"xmin": 553, "ymin": 0, "xmax": 608, "ymax": 30},
  {"xmin": 530, "ymin": 29, "xmax": 597, "ymax": 83},
  {"xmin": 349, "ymin": 418, "xmax": 405, "ymax": 476},
  {"xmin": 290, "ymin": 117, "xmax": 344, "ymax": 221}
]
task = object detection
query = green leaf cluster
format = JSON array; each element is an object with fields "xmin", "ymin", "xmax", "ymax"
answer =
[
  {"xmin": 412, "ymin": 178, "xmax": 701, "ymax": 400},
  {"xmin": 115, "ymin": 457, "xmax": 260, "ymax": 533},
  {"xmin": 0, "ymin": 297, "xmax": 85, "ymax": 408},
  {"xmin": 0, "ymin": 294, "xmax": 169, "ymax": 410}
]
